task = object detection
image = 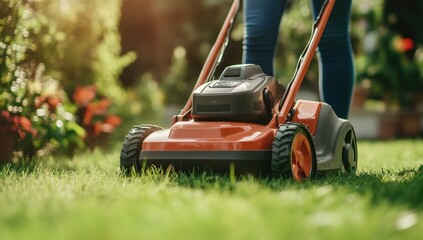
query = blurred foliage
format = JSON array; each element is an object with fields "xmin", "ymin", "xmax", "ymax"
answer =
[
  {"xmin": 353, "ymin": 0, "xmax": 423, "ymax": 109},
  {"xmin": 279, "ymin": 0, "xmax": 423, "ymax": 108},
  {"xmin": 162, "ymin": 46, "xmax": 189, "ymax": 106},
  {"xmin": 275, "ymin": 1, "xmax": 315, "ymax": 86},
  {"xmin": 119, "ymin": 0, "xmax": 236, "ymax": 92},
  {"xmin": 0, "ymin": 0, "xmax": 85, "ymax": 159},
  {"xmin": 72, "ymin": 85, "xmax": 122, "ymax": 149},
  {"xmin": 1, "ymin": 0, "xmax": 133, "ymax": 160},
  {"xmin": 383, "ymin": 0, "xmax": 423, "ymax": 46},
  {"xmin": 29, "ymin": 0, "xmax": 135, "ymax": 104},
  {"xmin": 132, "ymin": 73, "xmax": 164, "ymax": 120},
  {"xmin": 2, "ymin": 0, "xmax": 422, "ymax": 161},
  {"xmin": 120, "ymin": 0, "xmax": 423, "ymax": 112},
  {"xmin": 382, "ymin": 0, "xmax": 423, "ymax": 106}
]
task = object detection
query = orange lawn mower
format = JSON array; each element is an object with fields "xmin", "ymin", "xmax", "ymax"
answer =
[{"xmin": 119, "ymin": 0, "xmax": 357, "ymax": 180}]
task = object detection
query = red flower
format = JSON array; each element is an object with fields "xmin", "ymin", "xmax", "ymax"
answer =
[
  {"xmin": 394, "ymin": 37, "xmax": 414, "ymax": 52},
  {"xmin": 72, "ymin": 85, "xmax": 122, "ymax": 138},
  {"xmin": 73, "ymin": 85, "xmax": 97, "ymax": 107},
  {"xmin": 0, "ymin": 110, "xmax": 37, "ymax": 139},
  {"xmin": 104, "ymin": 115, "xmax": 122, "ymax": 127},
  {"xmin": 35, "ymin": 96, "xmax": 61, "ymax": 112},
  {"xmin": 90, "ymin": 116, "xmax": 122, "ymax": 136},
  {"xmin": 0, "ymin": 111, "xmax": 13, "ymax": 125},
  {"xmin": 83, "ymin": 99, "xmax": 111, "ymax": 125}
]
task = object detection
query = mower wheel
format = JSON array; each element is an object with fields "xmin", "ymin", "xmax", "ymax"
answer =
[
  {"xmin": 120, "ymin": 125, "xmax": 163, "ymax": 175},
  {"xmin": 272, "ymin": 123, "xmax": 317, "ymax": 181},
  {"xmin": 341, "ymin": 125, "xmax": 358, "ymax": 174}
]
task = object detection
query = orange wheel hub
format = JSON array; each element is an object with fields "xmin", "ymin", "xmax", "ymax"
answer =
[{"xmin": 291, "ymin": 133, "xmax": 313, "ymax": 181}]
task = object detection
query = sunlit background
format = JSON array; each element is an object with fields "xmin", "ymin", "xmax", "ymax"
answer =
[{"xmin": 1, "ymin": 0, "xmax": 422, "ymax": 161}]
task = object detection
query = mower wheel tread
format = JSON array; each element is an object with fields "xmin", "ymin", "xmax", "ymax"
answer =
[
  {"xmin": 271, "ymin": 123, "xmax": 317, "ymax": 180},
  {"xmin": 120, "ymin": 125, "xmax": 162, "ymax": 175},
  {"xmin": 271, "ymin": 126, "xmax": 295, "ymax": 177}
]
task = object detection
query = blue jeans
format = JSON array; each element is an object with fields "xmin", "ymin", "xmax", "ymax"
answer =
[{"xmin": 243, "ymin": 0, "xmax": 354, "ymax": 119}]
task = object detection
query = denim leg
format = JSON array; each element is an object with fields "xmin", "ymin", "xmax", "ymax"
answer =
[
  {"xmin": 311, "ymin": 0, "xmax": 355, "ymax": 119},
  {"xmin": 243, "ymin": 0, "xmax": 287, "ymax": 76}
]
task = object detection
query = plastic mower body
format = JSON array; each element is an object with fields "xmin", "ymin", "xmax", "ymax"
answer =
[{"xmin": 120, "ymin": 0, "xmax": 358, "ymax": 180}]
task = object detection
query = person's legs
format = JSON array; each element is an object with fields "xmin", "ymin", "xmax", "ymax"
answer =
[
  {"xmin": 311, "ymin": 0, "xmax": 355, "ymax": 119},
  {"xmin": 243, "ymin": 0, "xmax": 287, "ymax": 76}
]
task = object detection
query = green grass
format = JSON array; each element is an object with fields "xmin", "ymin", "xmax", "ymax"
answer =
[{"xmin": 1, "ymin": 140, "xmax": 423, "ymax": 240}]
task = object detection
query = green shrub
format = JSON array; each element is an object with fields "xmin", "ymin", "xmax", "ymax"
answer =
[
  {"xmin": 0, "ymin": 0, "xmax": 85, "ymax": 159},
  {"xmin": 29, "ymin": 0, "xmax": 135, "ymax": 104},
  {"xmin": 162, "ymin": 46, "xmax": 189, "ymax": 107},
  {"xmin": 352, "ymin": 0, "xmax": 423, "ymax": 108},
  {"xmin": 131, "ymin": 73, "xmax": 164, "ymax": 121}
]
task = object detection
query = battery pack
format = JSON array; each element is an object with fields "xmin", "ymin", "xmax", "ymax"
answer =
[{"xmin": 192, "ymin": 64, "xmax": 285, "ymax": 124}]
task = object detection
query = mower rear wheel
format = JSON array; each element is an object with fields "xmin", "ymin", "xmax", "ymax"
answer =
[
  {"xmin": 272, "ymin": 123, "xmax": 317, "ymax": 181},
  {"xmin": 120, "ymin": 125, "xmax": 163, "ymax": 175},
  {"xmin": 341, "ymin": 126, "xmax": 358, "ymax": 174}
]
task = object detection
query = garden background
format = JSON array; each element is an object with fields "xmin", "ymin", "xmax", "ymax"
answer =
[
  {"xmin": 1, "ymin": 0, "xmax": 423, "ymax": 159},
  {"xmin": 1, "ymin": 1, "xmax": 423, "ymax": 239}
]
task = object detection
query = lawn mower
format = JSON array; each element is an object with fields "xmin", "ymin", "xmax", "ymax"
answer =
[{"xmin": 120, "ymin": 0, "xmax": 358, "ymax": 180}]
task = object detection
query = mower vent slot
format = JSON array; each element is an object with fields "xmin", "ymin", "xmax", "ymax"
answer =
[
  {"xmin": 223, "ymin": 68, "xmax": 241, "ymax": 77},
  {"xmin": 197, "ymin": 104, "xmax": 230, "ymax": 113}
]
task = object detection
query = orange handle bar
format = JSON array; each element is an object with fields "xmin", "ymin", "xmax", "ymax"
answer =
[
  {"xmin": 278, "ymin": 0, "xmax": 335, "ymax": 125},
  {"xmin": 177, "ymin": 0, "xmax": 240, "ymax": 122}
]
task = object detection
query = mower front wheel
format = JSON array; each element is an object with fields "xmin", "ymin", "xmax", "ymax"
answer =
[
  {"xmin": 272, "ymin": 123, "xmax": 317, "ymax": 181},
  {"xmin": 120, "ymin": 125, "xmax": 162, "ymax": 175}
]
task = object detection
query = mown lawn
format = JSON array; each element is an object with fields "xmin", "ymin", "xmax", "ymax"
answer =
[{"xmin": 1, "ymin": 140, "xmax": 423, "ymax": 240}]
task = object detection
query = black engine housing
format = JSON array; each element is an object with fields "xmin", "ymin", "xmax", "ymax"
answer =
[{"xmin": 192, "ymin": 64, "xmax": 285, "ymax": 124}]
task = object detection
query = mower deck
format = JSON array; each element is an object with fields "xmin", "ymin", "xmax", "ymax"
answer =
[{"xmin": 139, "ymin": 121, "xmax": 275, "ymax": 173}]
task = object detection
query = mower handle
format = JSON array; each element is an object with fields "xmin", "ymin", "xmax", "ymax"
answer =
[
  {"xmin": 175, "ymin": 0, "xmax": 335, "ymax": 125},
  {"xmin": 278, "ymin": 0, "xmax": 335, "ymax": 125},
  {"xmin": 176, "ymin": 0, "xmax": 240, "ymax": 122}
]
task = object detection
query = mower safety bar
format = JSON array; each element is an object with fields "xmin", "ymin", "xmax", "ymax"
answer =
[
  {"xmin": 278, "ymin": 0, "xmax": 335, "ymax": 125},
  {"xmin": 176, "ymin": 0, "xmax": 240, "ymax": 122}
]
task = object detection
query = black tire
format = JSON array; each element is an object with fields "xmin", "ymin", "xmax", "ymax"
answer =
[
  {"xmin": 120, "ymin": 124, "xmax": 162, "ymax": 175},
  {"xmin": 271, "ymin": 123, "xmax": 317, "ymax": 180},
  {"xmin": 342, "ymin": 126, "xmax": 358, "ymax": 174}
]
